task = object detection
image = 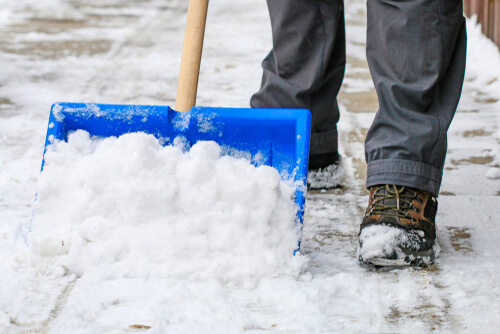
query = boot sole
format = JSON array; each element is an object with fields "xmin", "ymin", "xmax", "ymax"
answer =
[{"xmin": 359, "ymin": 245, "xmax": 436, "ymax": 268}]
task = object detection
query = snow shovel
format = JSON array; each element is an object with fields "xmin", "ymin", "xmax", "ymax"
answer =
[{"xmin": 40, "ymin": 0, "xmax": 311, "ymax": 244}]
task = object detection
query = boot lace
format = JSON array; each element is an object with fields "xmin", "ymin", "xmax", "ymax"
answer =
[{"xmin": 367, "ymin": 185, "xmax": 422, "ymax": 222}]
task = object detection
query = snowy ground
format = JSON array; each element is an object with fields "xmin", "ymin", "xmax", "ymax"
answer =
[{"xmin": 1, "ymin": 0, "xmax": 500, "ymax": 333}]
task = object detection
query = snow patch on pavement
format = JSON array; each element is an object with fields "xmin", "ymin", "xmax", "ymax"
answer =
[{"xmin": 486, "ymin": 168, "xmax": 500, "ymax": 180}]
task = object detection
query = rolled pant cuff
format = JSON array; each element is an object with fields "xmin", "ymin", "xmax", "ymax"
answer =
[
  {"xmin": 310, "ymin": 129, "xmax": 338, "ymax": 155},
  {"xmin": 366, "ymin": 159, "xmax": 442, "ymax": 196}
]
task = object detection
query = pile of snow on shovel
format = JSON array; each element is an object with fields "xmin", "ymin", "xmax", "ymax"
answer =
[{"xmin": 30, "ymin": 130, "xmax": 306, "ymax": 286}]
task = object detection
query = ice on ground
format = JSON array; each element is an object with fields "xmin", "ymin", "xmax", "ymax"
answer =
[{"xmin": 30, "ymin": 131, "xmax": 306, "ymax": 285}]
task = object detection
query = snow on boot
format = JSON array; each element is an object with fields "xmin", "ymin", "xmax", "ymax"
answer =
[
  {"xmin": 307, "ymin": 152, "xmax": 345, "ymax": 190},
  {"xmin": 358, "ymin": 185, "xmax": 439, "ymax": 267}
]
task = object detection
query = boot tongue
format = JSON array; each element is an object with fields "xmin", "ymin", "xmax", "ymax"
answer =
[
  {"xmin": 381, "ymin": 196, "xmax": 398, "ymax": 207},
  {"xmin": 378, "ymin": 186, "xmax": 408, "ymax": 210}
]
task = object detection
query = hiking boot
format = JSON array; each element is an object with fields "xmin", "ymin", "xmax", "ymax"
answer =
[
  {"xmin": 358, "ymin": 185, "xmax": 438, "ymax": 267},
  {"xmin": 307, "ymin": 152, "xmax": 346, "ymax": 190}
]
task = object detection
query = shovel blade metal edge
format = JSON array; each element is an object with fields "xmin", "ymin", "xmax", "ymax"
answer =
[{"xmin": 42, "ymin": 102, "xmax": 311, "ymax": 249}]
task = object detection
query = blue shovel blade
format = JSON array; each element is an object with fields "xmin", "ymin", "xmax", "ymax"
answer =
[{"xmin": 42, "ymin": 103, "xmax": 311, "ymax": 248}]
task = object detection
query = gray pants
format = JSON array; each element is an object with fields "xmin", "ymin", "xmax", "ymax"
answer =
[{"xmin": 251, "ymin": 0, "xmax": 467, "ymax": 196}]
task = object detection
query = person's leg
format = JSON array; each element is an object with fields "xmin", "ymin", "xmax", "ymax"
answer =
[
  {"xmin": 364, "ymin": 0, "xmax": 467, "ymax": 196},
  {"xmin": 359, "ymin": 0, "xmax": 466, "ymax": 267},
  {"xmin": 251, "ymin": 0, "xmax": 346, "ymax": 170}
]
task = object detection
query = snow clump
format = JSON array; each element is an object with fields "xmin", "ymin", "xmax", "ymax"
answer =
[{"xmin": 30, "ymin": 130, "xmax": 306, "ymax": 286}]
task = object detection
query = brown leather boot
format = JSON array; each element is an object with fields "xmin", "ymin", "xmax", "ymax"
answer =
[{"xmin": 358, "ymin": 185, "xmax": 438, "ymax": 267}]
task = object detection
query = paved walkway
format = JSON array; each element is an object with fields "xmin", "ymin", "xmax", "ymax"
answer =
[{"xmin": 1, "ymin": 0, "xmax": 499, "ymax": 332}]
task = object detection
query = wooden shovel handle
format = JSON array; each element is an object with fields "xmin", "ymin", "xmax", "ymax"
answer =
[{"xmin": 175, "ymin": 0, "xmax": 209, "ymax": 112}]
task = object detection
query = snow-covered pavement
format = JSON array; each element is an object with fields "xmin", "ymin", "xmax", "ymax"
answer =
[{"xmin": 1, "ymin": 0, "xmax": 499, "ymax": 332}]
